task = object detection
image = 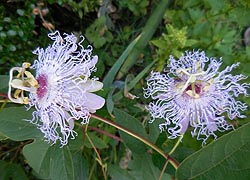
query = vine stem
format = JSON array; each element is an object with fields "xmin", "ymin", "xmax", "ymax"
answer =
[
  {"xmin": 0, "ymin": 93, "xmax": 10, "ymax": 104},
  {"xmin": 91, "ymin": 114, "xmax": 179, "ymax": 169},
  {"xmin": 88, "ymin": 126, "xmax": 122, "ymax": 142},
  {"xmin": 0, "ymin": 93, "xmax": 8, "ymax": 98},
  {"xmin": 0, "ymin": 140, "xmax": 33, "ymax": 158},
  {"xmin": 158, "ymin": 135, "xmax": 183, "ymax": 180},
  {"xmin": 84, "ymin": 132, "xmax": 107, "ymax": 180},
  {"xmin": 158, "ymin": 159, "xmax": 169, "ymax": 180}
]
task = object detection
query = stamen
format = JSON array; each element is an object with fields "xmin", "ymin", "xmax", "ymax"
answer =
[
  {"xmin": 8, "ymin": 62, "xmax": 38, "ymax": 104},
  {"xmin": 176, "ymin": 67, "xmax": 206, "ymax": 95}
]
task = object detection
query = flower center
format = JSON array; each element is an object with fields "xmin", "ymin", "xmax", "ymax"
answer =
[
  {"xmin": 37, "ymin": 74, "xmax": 48, "ymax": 99},
  {"xmin": 186, "ymin": 83, "xmax": 202, "ymax": 94},
  {"xmin": 185, "ymin": 83, "xmax": 203, "ymax": 98}
]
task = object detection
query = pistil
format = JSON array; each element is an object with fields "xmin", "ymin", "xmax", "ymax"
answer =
[{"xmin": 37, "ymin": 74, "xmax": 48, "ymax": 99}]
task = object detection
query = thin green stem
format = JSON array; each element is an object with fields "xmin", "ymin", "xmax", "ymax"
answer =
[
  {"xmin": 81, "ymin": 123, "xmax": 89, "ymax": 152},
  {"xmin": 88, "ymin": 157, "xmax": 97, "ymax": 180},
  {"xmin": 158, "ymin": 135, "xmax": 183, "ymax": 175},
  {"xmin": 0, "ymin": 140, "xmax": 33, "ymax": 158},
  {"xmin": 75, "ymin": 122, "xmax": 122, "ymax": 142},
  {"xmin": 85, "ymin": 132, "xmax": 107, "ymax": 180},
  {"xmin": 0, "ymin": 100, "xmax": 8, "ymax": 110},
  {"xmin": 158, "ymin": 159, "xmax": 169, "ymax": 180},
  {"xmin": 169, "ymin": 135, "xmax": 183, "ymax": 155},
  {"xmin": 0, "ymin": 100, "xmax": 9, "ymax": 103},
  {"xmin": 91, "ymin": 114, "xmax": 179, "ymax": 169}
]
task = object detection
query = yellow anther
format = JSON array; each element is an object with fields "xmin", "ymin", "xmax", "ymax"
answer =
[
  {"xmin": 203, "ymin": 79, "xmax": 214, "ymax": 92},
  {"xmin": 175, "ymin": 82, "xmax": 185, "ymax": 89},
  {"xmin": 203, "ymin": 85, "xmax": 210, "ymax": 92},
  {"xmin": 13, "ymin": 89, "xmax": 29, "ymax": 104},
  {"xmin": 8, "ymin": 62, "xmax": 37, "ymax": 105},
  {"xmin": 14, "ymin": 89, "xmax": 22, "ymax": 99},
  {"xmin": 186, "ymin": 90, "xmax": 200, "ymax": 99},
  {"xmin": 16, "ymin": 73, "xmax": 22, "ymax": 79},
  {"xmin": 24, "ymin": 71, "xmax": 38, "ymax": 87},
  {"xmin": 23, "ymin": 97, "xmax": 29, "ymax": 104},
  {"xmin": 23, "ymin": 62, "xmax": 31, "ymax": 69}
]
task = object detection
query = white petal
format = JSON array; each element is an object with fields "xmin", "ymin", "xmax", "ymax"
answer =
[
  {"xmin": 68, "ymin": 119, "xmax": 75, "ymax": 130},
  {"xmin": 80, "ymin": 80, "xmax": 103, "ymax": 92},
  {"xmin": 84, "ymin": 92, "xmax": 105, "ymax": 113},
  {"xmin": 90, "ymin": 55, "xmax": 98, "ymax": 67},
  {"xmin": 10, "ymin": 79, "xmax": 36, "ymax": 93}
]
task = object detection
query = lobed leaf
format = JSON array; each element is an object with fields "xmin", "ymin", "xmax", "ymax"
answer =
[
  {"xmin": 114, "ymin": 108, "xmax": 148, "ymax": 154},
  {"xmin": 176, "ymin": 122, "xmax": 250, "ymax": 180},
  {"xmin": 108, "ymin": 164, "xmax": 137, "ymax": 180},
  {"xmin": 72, "ymin": 152, "xmax": 89, "ymax": 180},
  {"xmin": 23, "ymin": 139, "xmax": 75, "ymax": 180},
  {"xmin": 0, "ymin": 106, "xmax": 42, "ymax": 141},
  {"xmin": 129, "ymin": 153, "xmax": 171, "ymax": 180}
]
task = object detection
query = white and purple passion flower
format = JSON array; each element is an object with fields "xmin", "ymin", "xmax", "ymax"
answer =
[
  {"xmin": 8, "ymin": 31, "xmax": 105, "ymax": 146},
  {"xmin": 144, "ymin": 50, "xmax": 249, "ymax": 144}
]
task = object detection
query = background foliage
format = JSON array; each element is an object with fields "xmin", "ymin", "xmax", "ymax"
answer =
[{"xmin": 0, "ymin": 0, "xmax": 250, "ymax": 179}]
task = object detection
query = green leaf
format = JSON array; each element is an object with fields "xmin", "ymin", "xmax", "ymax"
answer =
[
  {"xmin": 72, "ymin": 152, "xmax": 89, "ymax": 180},
  {"xmin": 23, "ymin": 139, "xmax": 74, "ymax": 180},
  {"xmin": 0, "ymin": 160, "xmax": 28, "ymax": 180},
  {"xmin": 113, "ymin": 60, "xmax": 156, "ymax": 101},
  {"xmin": 23, "ymin": 139, "xmax": 50, "ymax": 178},
  {"xmin": 242, "ymin": 63, "xmax": 250, "ymax": 76},
  {"xmin": 85, "ymin": 16, "xmax": 113, "ymax": 48},
  {"xmin": 114, "ymin": 108, "xmax": 148, "ymax": 154},
  {"xmin": 183, "ymin": 0, "xmax": 200, "ymax": 9},
  {"xmin": 176, "ymin": 122, "xmax": 250, "ymax": 180},
  {"xmin": 141, "ymin": 154, "xmax": 171, "ymax": 180},
  {"xmin": 205, "ymin": 0, "xmax": 225, "ymax": 12},
  {"xmin": 0, "ymin": 106, "xmax": 42, "ymax": 141},
  {"xmin": 0, "ymin": 75, "xmax": 9, "ymax": 92},
  {"xmin": 103, "ymin": 35, "xmax": 141, "ymax": 89},
  {"xmin": 117, "ymin": 0, "xmax": 169, "ymax": 79},
  {"xmin": 151, "ymin": 39, "xmax": 167, "ymax": 49},
  {"xmin": 108, "ymin": 153, "xmax": 171, "ymax": 180},
  {"xmin": 106, "ymin": 88, "xmax": 115, "ymax": 117},
  {"xmin": 84, "ymin": 132, "xmax": 108, "ymax": 149},
  {"xmin": 185, "ymin": 39, "xmax": 198, "ymax": 47},
  {"xmin": 231, "ymin": 7, "xmax": 250, "ymax": 26},
  {"xmin": 188, "ymin": 8, "xmax": 205, "ymax": 22},
  {"xmin": 0, "ymin": 131, "xmax": 7, "ymax": 140},
  {"xmin": 129, "ymin": 153, "xmax": 171, "ymax": 180},
  {"xmin": 147, "ymin": 119, "xmax": 161, "ymax": 143},
  {"xmin": 108, "ymin": 164, "xmax": 136, "ymax": 180}
]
